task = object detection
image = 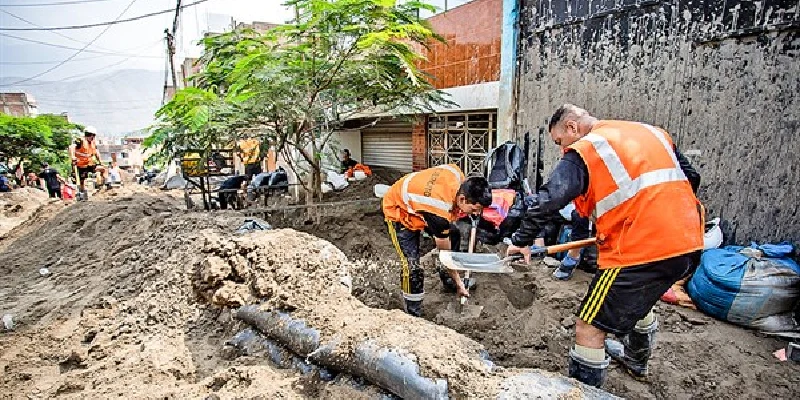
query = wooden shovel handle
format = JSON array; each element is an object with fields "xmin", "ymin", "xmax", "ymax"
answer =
[{"xmin": 545, "ymin": 238, "xmax": 597, "ymax": 254}]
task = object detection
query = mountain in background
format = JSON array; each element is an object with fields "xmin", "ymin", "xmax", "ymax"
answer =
[{"xmin": 1, "ymin": 69, "xmax": 164, "ymax": 138}]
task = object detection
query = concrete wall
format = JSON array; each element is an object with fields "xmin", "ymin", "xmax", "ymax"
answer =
[
  {"xmin": 327, "ymin": 130, "xmax": 361, "ymax": 169},
  {"xmin": 516, "ymin": 0, "xmax": 800, "ymax": 244}
]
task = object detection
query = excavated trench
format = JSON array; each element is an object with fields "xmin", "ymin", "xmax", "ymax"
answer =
[{"xmin": 268, "ymin": 203, "xmax": 800, "ymax": 400}]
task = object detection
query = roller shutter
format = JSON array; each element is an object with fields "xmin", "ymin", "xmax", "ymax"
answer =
[{"xmin": 361, "ymin": 119, "xmax": 413, "ymax": 172}]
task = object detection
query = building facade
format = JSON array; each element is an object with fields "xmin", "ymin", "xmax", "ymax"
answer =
[{"xmin": 0, "ymin": 92, "xmax": 38, "ymax": 117}]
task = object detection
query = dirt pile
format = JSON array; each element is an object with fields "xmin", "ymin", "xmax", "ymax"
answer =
[
  {"xmin": 0, "ymin": 188, "xmax": 52, "ymax": 238},
  {"xmin": 0, "ymin": 194, "xmax": 379, "ymax": 398}
]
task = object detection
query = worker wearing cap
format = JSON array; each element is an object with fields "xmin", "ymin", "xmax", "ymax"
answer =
[
  {"xmin": 70, "ymin": 126, "xmax": 106, "ymax": 195},
  {"xmin": 506, "ymin": 104, "xmax": 703, "ymax": 387},
  {"xmin": 382, "ymin": 164, "xmax": 492, "ymax": 317}
]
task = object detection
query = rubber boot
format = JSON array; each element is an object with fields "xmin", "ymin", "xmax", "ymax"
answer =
[
  {"xmin": 605, "ymin": 319, "xmax": 658, "ymax": 379},
  {"xmin": 403, "ymin": 299, "xmax": 423, "ymax": 317},
  {"xmin": 553, "ymin": 254, "xmax": 579, "ymax": 280},
  {"xmin": 568, "ymin": 348, "xmax": 610, "ymax": 388}
]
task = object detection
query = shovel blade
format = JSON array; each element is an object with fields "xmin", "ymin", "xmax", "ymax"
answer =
[{"xmin": 438, "ymin": 251, "xmax": 513, "ymax": 273}]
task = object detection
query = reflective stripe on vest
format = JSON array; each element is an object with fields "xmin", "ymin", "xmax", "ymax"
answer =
[
  {"xmin": 584, "ymin": 123, "xmax": 687, "ymax": 218},
  {"xmin": 400, "ymin": 164, "xmax": 462, "ymax": 215}
]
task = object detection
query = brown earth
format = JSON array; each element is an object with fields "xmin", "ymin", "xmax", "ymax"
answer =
[{"xmin": 1, "ymin": 184, "xmax": 799, "ymax": 399}]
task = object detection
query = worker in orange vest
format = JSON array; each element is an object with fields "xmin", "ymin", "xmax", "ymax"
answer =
[
  {"xmin": 382, "ymin": 164, "xmax": 492, "ymax": 317},
  {"xmin": 507, "ymin": 105, "xmax": 703, "ymax": 388},
  {"xmin": 69, "ymin": 126, "xmax": 106, "ymax": 196}
]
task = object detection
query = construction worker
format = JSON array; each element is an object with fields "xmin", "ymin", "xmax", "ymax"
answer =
[
  {"xmin": 340, "ymin": 149, "xmax": 358, "ymax": 174},
  {"xmin": 506, "ymin": 104, "xmax": 703, "ymax": 388},
  {"xmin": 70, "ymin": 126, "xmax": 105, "ymax": 196},
  {"xmin": 382, "ymin": 164, "xmax": 492, "ymax": 317},
  {"xmin": 238, "ymin": 138, "xmax": 262, "ymax": 180}
]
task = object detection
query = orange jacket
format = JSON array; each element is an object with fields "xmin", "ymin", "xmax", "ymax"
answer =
[
  {"xmin": 382, "ymin": 164, "xmax": 465, "ymax": 231},
  {"xmin": 345, "ymin": 164, "xmax": 372, "ymax": 178},
  {"xmin": 74, "ymin": 138, "xmax": 98, "ymax": 168},
  {"xmin": 569, "ymin": 120, "xmax": 703, "ymax": 268}
]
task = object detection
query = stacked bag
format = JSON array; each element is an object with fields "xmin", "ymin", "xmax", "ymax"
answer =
[{"xmin": 687, "ymin": 242, "xmax": 800, "ymax": 337}]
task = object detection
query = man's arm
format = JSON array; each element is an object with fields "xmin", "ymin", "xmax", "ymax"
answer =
[
  {"xmin": 674, "ymin": 146, "xmax": 700, "ymax": 194},
  {"xmin": 420, "ymin": 211, "xmax": 469, "ymax": 297},
  {"xmin": 511, "ymin": 151, "xmax": 588, "ymax": 247}
]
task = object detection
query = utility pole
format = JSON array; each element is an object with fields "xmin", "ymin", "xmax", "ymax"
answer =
[{"xmin": 165, "ymin": 29, "xmax": 178, "ymax": 89}]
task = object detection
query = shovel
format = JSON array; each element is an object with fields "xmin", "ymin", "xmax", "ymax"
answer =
[
  {"xmin": 439, "ymin": 238, "xmax": 597, "ymax": 272},
  {"xmin": 457, "ymin": 216, "xmax": 481, "ymax": 315}
]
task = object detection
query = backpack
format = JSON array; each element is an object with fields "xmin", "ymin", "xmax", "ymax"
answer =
[{"xmin": 485, "ymin": 141, "xmax": 526, "ymax": 191}]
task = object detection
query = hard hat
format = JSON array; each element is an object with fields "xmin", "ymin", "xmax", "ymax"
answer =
[{"xmin": 84, "ymin": 125, "xmax": 98, "ymax": 135}]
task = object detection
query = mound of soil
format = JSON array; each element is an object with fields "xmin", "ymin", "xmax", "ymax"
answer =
[{"xmin": 0, "ymin": 188, "xmax": 51, "ymax": 238}]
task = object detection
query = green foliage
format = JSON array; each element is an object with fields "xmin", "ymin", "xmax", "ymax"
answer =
[
  {"xmin": 0, "ymin": 114, "xmax": 82, "ymax": 175},
  {"xmin": 147, "ymin": 0, "xmax": 453, "ymax": 200}
]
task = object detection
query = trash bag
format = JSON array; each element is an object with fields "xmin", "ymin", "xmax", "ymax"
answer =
[
  {"xmin": 687, "ymin": 244, "xmax": 800, "ymax": 335},
  {"xmin": 236, "ymin": 218, "xmax": 273, "ymax": 234}
]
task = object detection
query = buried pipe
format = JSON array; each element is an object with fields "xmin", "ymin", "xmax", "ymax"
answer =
[
  {"xmin": 235, "ymin": 305, "xmax": 449, "ymax": 400},
  {"xmin": 234, "ymin": 305, "xmax": 618, "ymax": 399}
]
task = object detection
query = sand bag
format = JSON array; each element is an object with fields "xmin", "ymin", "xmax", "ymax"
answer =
[{"xmin": 687, "ymin": 244, "xmax": 800, "ymax": 335}]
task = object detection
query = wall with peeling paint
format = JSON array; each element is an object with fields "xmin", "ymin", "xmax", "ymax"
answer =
[{"xmin": 516, "ymin": 0, "xmax": 799, "ymax": 244}]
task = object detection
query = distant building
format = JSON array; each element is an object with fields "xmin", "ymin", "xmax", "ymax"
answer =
[
  {"xmin": 96, "ymin": 133, "xmax": 148, "ymax": 175},
  {"xmin": 0, "ymin": 92, "xmax": 38, "ymax": 117}
]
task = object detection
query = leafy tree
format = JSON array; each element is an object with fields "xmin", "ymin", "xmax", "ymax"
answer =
[
  {"xmin": 0, "ymin": 114, "xmax": 83, "ymax": 176},
  {"xmin": 148, "ymin": 0, "xmax": 453, "ymax": 201}
]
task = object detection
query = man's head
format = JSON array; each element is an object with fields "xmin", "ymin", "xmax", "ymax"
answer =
[
  {"xmin": 547, "ymin": 104, "xmax": 597, "ymax": 151},
  {"xmin": 84, "ymin": 126, "xmax": 98, "ymax": 141},
  {"xmin": 342, "ymin": 149, "xmax": 351, "ymax": 160},
  {"xmin": 456, "ymin": 176, "xmax": 492, "ymax": 215}
]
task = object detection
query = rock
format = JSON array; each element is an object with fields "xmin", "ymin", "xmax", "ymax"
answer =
[
  {"xmin": 201, "ymin": 256, "xmax": 231, "ymax": 284},
  {"xmin": 560, "ymin": 317, "xmax": 575, "ymax": 328},
  {"xmin": 212, "ymin": 282, "xmax": 254, "ymax": 307}
]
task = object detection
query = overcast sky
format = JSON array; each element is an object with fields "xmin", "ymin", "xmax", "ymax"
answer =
[{"xmin": 0, "ymin": 0, "xmax": 296, "ymax": 80}]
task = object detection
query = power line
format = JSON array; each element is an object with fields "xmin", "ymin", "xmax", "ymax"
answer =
[
  {"xmin": 0, "ymin": 33, "xmax": 162, "ymax": 58},
  {"xmin": 0, "ymin": 8, "xmax": 109, "ymax": 52},
  {"xmin": 0, "ymin": 0, "xmax": 117, "ymax": 7},
  {"xmin": 0, "ymin": 0, "xmax": 213, "ymax": 31},
  {"xmin": 0, "ymin": 0, "xmax": 139, "ymax": 87}
]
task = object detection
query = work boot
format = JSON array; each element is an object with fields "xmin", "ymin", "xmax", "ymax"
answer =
[
  {"xmin": 605, "ymin": 319, "xmax": 658, "ymax": 379},
  {"xmin": 553, "ymin": 254, "xmax": 579, "ymax": 280},
  {"xmin": 402, "ymin": 299, "xmax": 423, "ymax": 317},
  {"xmin": 568, "ymin": 348, "xmax": 610, "ymax": 388}
]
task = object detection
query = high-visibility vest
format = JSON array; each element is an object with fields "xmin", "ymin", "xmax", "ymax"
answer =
[
  {"xmin": 238, "ymin": 139, "xmax": 260, "ymax": 165},
  {"xmin": 382, "ymin": 164, "xmax": 465, "ymax": 231},
  {"xmin": 75, "ymin": 139, "xmax": 98, "ymax": 168},
  {"xmin": 568, "ymin": 120, "xmax": 703, "ymax": 268}
]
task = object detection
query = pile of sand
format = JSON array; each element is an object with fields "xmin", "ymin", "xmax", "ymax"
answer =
[{"xmin": 0, "ymin": 188, "xmax": 51, "ymax": 238}]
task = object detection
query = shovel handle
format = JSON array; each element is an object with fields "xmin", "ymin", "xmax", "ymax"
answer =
[{"xmin": 541, "ymin": 238, "xmax": 597, "ymax": 255}]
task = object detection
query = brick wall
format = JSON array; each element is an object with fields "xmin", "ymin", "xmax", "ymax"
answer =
[{"xmin": 412, "ymin": 115, "xmax": 427, "ymax": 171}]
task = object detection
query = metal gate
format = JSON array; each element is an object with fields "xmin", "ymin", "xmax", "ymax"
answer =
[
  {"xmin": 427, "ymin": 111, "xmax": 497, "ymax": 176},
  {"xmin": 361, "ymin": 118, "xmax": 413, "ymax": 172}
]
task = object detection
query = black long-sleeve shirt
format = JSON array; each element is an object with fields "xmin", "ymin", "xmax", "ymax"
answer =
[{"xmin": 511, "ymin": 146, "xmax": 700, "ymax": 247}]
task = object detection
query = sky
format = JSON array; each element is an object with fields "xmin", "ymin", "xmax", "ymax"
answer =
[
  {"xmin": 0, "ymin": 0, "xmax": 466, "ymax": 134},
  {"xmin": 0, "ymin": 0, "xmax": 296, "ymax": 80}
]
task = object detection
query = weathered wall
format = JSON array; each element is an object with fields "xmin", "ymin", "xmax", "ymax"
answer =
[{"xmin": 516, "ymin": 0, "xmax": 800, "ymax": 244}]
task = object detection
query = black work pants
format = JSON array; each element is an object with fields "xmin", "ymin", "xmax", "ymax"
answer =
[{"xmin": 386, "ymin": 221, "xmax": 459, "ymax": 304}]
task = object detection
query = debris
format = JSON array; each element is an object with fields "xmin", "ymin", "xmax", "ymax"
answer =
[
  {"xmin": 38, "ymin": 267, "xmax": 50, "ymax": 276},
  {"xmin": 2, "ymin": 314, "xmax": 13, "ymax": 330}
]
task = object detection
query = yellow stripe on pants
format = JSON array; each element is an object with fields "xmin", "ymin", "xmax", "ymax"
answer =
[
  {"xmin": 579, "ymin": 268, "xmax": 621, "ymax": 323},
  {"xmin": 386, "ymin": 220, "xmax": 410, "ymax": 294}
]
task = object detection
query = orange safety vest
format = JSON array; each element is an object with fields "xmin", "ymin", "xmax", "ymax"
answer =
[
  {"xmin": 382, "ymin": 164, "xmax": 465, "ymax": 231},
  {"xmin": 568, "ymin": 120, "xmax": 703, "ymax": 269},
  {"xmin": 75, "ymin": 138, "xmax": 98, "ymax": 168}
]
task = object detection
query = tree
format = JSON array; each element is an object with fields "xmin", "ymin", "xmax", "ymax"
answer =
[
  {"xmin": 148, "ymin": 0, "xmax": 453, "ymax": 201},
  {"xmin": 0, "ymin": 114, "xmax": 82, "ymax": 176}
]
